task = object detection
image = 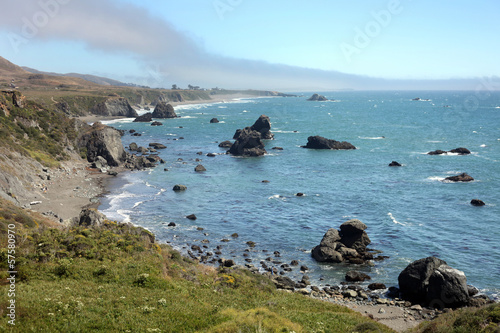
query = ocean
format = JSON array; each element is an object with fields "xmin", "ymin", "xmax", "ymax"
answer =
[{"xmin": 99, "ymin": 91, "xmax": 500, "ymax": 300}]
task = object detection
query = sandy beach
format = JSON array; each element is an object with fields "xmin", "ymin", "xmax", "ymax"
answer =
[{"xmin": 27, "ymin": 160, "xmax": 117, "ymax": 222}]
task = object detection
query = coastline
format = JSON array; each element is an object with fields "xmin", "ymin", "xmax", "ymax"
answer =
[
  {"xmin": 40, "ymin": 93, "xmax": 479, "ymax": 333},
  {"xmin": 78, "ymin": 93, "xmax": 257, "ymax": 124}
]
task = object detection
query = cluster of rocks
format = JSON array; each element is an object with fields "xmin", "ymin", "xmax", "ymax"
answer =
[
  {"xmin": 227, "ymin": 115, "xmax": 273, "ymax": 157},
  {"xmin": 133, "ymin": 102, "xmax": 178, "ymax": 123},
  {"xmin": 428, "ymin": 147, "xmax": 471, "ymax": 155},
  {"xmin": 307, "ymin": 94, "xmax": 328, "ymax": 101},
  {"xmin": 311, "ymin": 220, "xmax": 376, "ymax": 264},
  {"xmin": 77, "ymin": 122, "xmax": 167, "ymax": 172},
  {"xmin": 302, "ymin": 136, "xmax": 356, "ymax": 150},
  {"xmin": 224, "ymin": 116, "xmax": 357, "ymax": 157}
]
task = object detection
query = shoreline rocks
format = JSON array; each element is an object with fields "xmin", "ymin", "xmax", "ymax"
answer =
[
  {"xmin": 398, "ymin": 257, "xmax": 470, "ymax": 308},
  {"xmin": 311, "ymin": 219, "xmax": 374, "ymax": 264},
  {"xmin": 302, "ymin": 136, "xmax": 356, "ymax": 150}
]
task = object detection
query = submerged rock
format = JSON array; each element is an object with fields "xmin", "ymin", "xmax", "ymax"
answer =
[
  {"xmin": 428, "ymin": 147, "xmax": 471, "ymax": 155},
  {"xmin": 302, "ymin": 136, "xmax": 356, "ymax": 150},
  {"xmin": 389, "ymin": 161, "xmax": 402, "ymax": 167},
  {"xmin": 444, "ymin": 173, "xmax": 474, "ymax": 182},
  {"xmin": 470, "ymin": 199, "xmax": 485, "ymax": 206}
]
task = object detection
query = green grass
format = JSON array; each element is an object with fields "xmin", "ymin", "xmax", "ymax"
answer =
[
  {"xmin": 410, "ymin": 304, "xmax": 500, "ymax": 333},
  {"xmin": 0, "ymin": 199, "xmax": 393, "ymax": 332}
]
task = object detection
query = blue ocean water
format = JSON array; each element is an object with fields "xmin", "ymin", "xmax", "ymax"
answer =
[{"xmin": 100, "ymin": 91, "xmax": 500, "ymax": 299}]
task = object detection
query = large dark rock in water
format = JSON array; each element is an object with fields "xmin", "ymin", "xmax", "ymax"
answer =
[
  {"xmin": 152, "ymin": 102, "xmax": 177, "ymax": 118},
  {"xmin": 78, "ymin": 122, "xmax": 127, "ymax": 167},
  {"xmin": 471, "ymin": 199, "xmax": 485, "ymax": 206},
  {"xmin": 398, "ymin": 257, "xmax": 470, "ymax": 308},
  {"xmin": 229, "ymin": 127, "xmax": 266, "ymax": 157},
  {"xmin": 90, "ymin": 97, "xmax": 138, "ymax": 117},
  {"xmin": 311, "ymin": 219, "xmax": 372, "ymax": 264},
  {"xmin": 445, "ymin": 173, "xmax": 474, "ymax": 182},
  {"xmin": 307, "ymin": 94, "xmax": 328, "ymax": 101},
  {"xmin": 134, "ymin": 113, "xmax": 153, "ymax": 122},
  {"xmin": 234, "ymin": 115, "xmax": 274, "ymax": 140},
  {"xmin": 302, "ymin": 136, "xmax": 356, "ymax": 150},
  {"xmin": 250, "ymin": 114, "xmax": 274, "ymax": 140}
]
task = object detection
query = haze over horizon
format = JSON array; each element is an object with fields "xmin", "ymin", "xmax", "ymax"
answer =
[{"xmin": 0, "ymin": 0, "xmax": 499, "ymax": 91}]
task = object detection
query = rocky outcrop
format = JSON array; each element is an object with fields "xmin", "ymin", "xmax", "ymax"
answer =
[
  {"xmin": 152, "ymin": 102, "xmax": 177, "ymax": 118},
  {"xmin": 78, "ymin": 122, "xmax": 127, "ymax": 167},
  {"xmin": 311, "ymin": 219, "xmax": 373, "ymax": 264},
  {"xmin": 134, "ymin": 113, "xmax": 153, "ymax": 122},
  {"xmin": 444, "ymin": 173, "xmax": 474, "ymax": 182},
  {"xmin": 229, "ymin": 127, "xmax": 266, "ymax": 157},
  {"xmin": 398, "ymin": 257, "xmax": 470, "ymax": 308},
  {"xmin": 210, "ymin": 118, "xmax": 219, "ymax": 123},
  {"xmin": 302, "ymin": 136, "xmax": 356, "ymax": 150},
  {"xmin": 90, "ymin": 97, "xmax": 138, "ymax": 117},
  {"xmin": 389, "ymin": 161, "xmax": 402, "ymax": 167},
  {"xmin": 428, "ymin": 147, "xmax": 471, "ymax": 155},
  {"xmin": 70, "ymin": 208, "xmax": 107, "ymax": 228},
  {"xmin": 307, "ymin": 94, "xmax": 328, "ymax": 101},
  {"xmin": 233, "ymin": 115, "xmax": 274, "ymax": 140}
]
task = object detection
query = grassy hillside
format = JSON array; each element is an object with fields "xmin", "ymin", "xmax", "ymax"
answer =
[
  {"xmin": 0, "ymin": 90, "xmax": 83, "ymax": 167},
  {"xmin": 0, "ymin": 198, "xmax": 394, "ymax": 332},
  {"xmin": 409, "ymin": 303, "xmax": 500, "ymax": 333}
]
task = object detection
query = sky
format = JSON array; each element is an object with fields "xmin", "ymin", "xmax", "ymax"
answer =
[{"xmin": 0, "ymin": 0, "xmax": 499, "ymax": 91}]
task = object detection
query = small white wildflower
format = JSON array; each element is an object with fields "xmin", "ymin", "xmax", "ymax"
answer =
[
  {"xmin": 48, "ymin": 313, "xmax": 55, "ymax": 316},
  {"xmin": 120, "ymin": 296, "xmax": 126, "ymax": 299},
  {"xmin": 157, "ymin": 298, "xmax": 167, "ymax": 307}
]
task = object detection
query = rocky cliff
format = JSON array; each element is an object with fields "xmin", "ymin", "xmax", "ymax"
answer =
[{"xmin": 90, "ymin": 97, "xmax": 138, "ymax": 117}]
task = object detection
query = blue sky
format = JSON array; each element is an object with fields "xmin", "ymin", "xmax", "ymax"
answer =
[{"xmin": 0, "ymin": 0, "xmax": 499, "ymax": 90}]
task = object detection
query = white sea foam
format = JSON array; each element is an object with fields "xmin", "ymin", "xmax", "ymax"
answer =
[
  {"xmin": 480, "ymin": 144, "xmax": 487, "ymax": 147},
  {"xmin": 116, "ymin": 209, "xmax": 132, "ymax": 223},
  {"xmin": 388, "ymin": 212, "xmax": 406, "ymax": 226},
  {"xmin": 358, "ymin": 136, "xmax": 385, "ymax": 140},
  {"xmin": 132, "ymin": 201, "xmax": 144, "ymax": 209},
  {"xmin": 100, "ymin": 118, "xmax": 135, "ymax": 125},
  {"xmin": 273, "ymin": 130, "xmax": 299, "ymax": 133},
  {"xmin": 427, "ymin": 176, "xmax": 445, "ymax": 182}
]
